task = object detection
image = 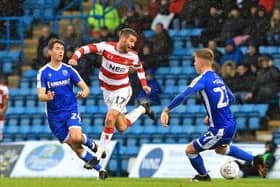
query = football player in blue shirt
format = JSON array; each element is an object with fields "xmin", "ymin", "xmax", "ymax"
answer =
[
  {"xmin": 160, "ymin": 48, "xmax": 264, "ymax": 181},
  {"xmin": 37, "ymin": 38, "xmax": 107, "ymax": 179}
]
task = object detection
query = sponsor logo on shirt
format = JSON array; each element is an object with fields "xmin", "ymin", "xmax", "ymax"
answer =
[{"xmin": 47, "ymin": 78, "xmax": 70, "ymax": 88}]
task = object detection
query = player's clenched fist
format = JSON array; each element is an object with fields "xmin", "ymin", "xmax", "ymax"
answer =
[
  {"xmin": 160, "ymin": 108, "xmax": 170, "ymax": 127},
  {"xmin": 46, "ymin": 91, "xmax": 55, "ymax": 101},
  {"xmin": 77, "ymin": 91, "xmax": 88, "ymax": 98},
  {"xmin": 143, "ymin": 86, "xmax": 151, "ymax": 94},
  {"xmin": 68, "ymin": 59, "xmax": 78, "ymax": 66}
]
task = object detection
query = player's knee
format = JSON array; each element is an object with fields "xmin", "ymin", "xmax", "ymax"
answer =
[
  {"xmin": 185, "ymin": 143, "xmax": 196, "ymax": 155},
  {"xmin": 106, "ymin": 110, "xmax": 119, "ymax": 125},
  {"xmin": 70, "ymin": 135, "xmax": 84, "ymax": 145},
  {"xmin": 116, "ymin": 125, "xmax": 127, "ymax": 133},
  {"xmin": 215, "ymin": 147, "xmax": 227, "ymax": 155}
]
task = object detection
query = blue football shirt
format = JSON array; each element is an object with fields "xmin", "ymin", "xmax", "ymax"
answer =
[
  {"xmin": 37, "ymin": 63, "xmax": 82, "ymax": 114},
  {"xmin": 167, "ymin": 70, "xmax": 235, "ymax": 128}
]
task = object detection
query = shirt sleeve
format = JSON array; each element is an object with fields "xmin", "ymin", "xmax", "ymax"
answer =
[
  {"xmin": 72, "ymin": 42, "xmax": 101, "ymax": 60},
  {"xmin": 37, "ymin": 69, "xmax": 46, "ymax": 88},
  {"xmin": 167, "ymin": 76, "xmax": 205, "ymax": 110},
  {"xmin": 134, "ymin": 61, "xmax": 147, "ymax": 87}
]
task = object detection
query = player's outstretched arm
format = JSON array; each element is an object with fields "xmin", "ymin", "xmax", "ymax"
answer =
[{"xmin": 69, "ymin": 44, "xmax": 99, "ymax": 66}]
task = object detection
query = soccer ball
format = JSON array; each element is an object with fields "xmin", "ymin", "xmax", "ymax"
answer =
[{"xmin": 220, "ymin": 161, "xmax": 240, "ymax": 179}]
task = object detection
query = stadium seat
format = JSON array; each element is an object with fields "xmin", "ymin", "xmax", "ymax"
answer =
[
  {"xmin": 143, "ymin": 125, "xmax": 157, "ymax": 135},
  {"xmin": 151, "ymin": 137, "xmax": 163, "ymax": 143},
  {"xmin": 248, "ymin": 117, "xmax": 260, "ymax": 130},
  {"xmin": 127, "ymin": 125, "xmax": 143, "ymax": 135},
  {"xmin": 126, "ymin": 138, "xmax": 137, "ymax": 146},
  {"xmin": 156, "ymin": 125, "xmax": 169, "ymax": 134},
  {"xmin": 139, "ymin": 137, "xmax": 150, "ymax": 144},
  {"xmin": 193, "ymin": 124, "xmax": 208, "ymax": 134},
  {"xmin": 195, "ymin": 117, "xmax": 204, "ymax": 125},
  {"xmin": 169, "ymin": 124, "xmax": 183, "ymax": 134},
  {"xmin": 182, "ymin": 116, "xmax": 193, "ymax": 125},
  {"xmin": 19, "ymin": 124, "xmax": 31, "ymax": 134},
  {"xmin": 165, "ymin": 137, "xmax": 177, "ymax": 143},
  {"xmin": 236, "ymin": 117, "xmax": 247, "ymax": 130}
]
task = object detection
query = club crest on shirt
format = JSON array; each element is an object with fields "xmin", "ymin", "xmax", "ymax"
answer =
[
  {"xmin": 62, "ymin": 70, "xmax": 68, "ymax": 76},
  {"xmin": 48, "ymin": 73, "xmax": 52, "ymax": 77}
]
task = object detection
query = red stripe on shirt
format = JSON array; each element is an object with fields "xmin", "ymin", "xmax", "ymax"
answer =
[
  {"xmin": 103, "ymin": 50, "xmax": 134, "ymax": 66},
  {"xmin": 99, "ymin": 80, "xmax": 130, "ymax": 91},
  {"xmin": 100, "ymin": 66, "xmax": 128, "ymax": 80}
]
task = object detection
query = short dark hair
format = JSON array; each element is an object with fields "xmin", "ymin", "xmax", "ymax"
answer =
[
  {"xmin": 119, "ymin": 28, "xmax": 137, "ymax": 38},
  {"xmin": 48, "ymin": 38, "xmax": 65, "ymax": 50}
]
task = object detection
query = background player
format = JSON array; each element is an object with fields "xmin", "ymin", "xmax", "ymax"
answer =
[
  {"xmin": 160, "ymin": 48, "xmax": 264, "ymax": 182},
  {"xmin": 37, "ymin": 38, "xmax": 107, "ymax": 179},
  {"xmin": 68, "ymin": 28, "xmax": 155, "ymax": 168},
  {"xmin": 235, "ymin": 140, "xmax": 278, "ymax": 178},
  {"xmin": 0, "ymin": 76, "xmax": 9, "ymax": 141}
]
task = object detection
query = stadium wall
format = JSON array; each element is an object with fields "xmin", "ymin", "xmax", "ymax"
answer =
[
  {"xmin": 129, "ymin": 143, "xmax": 280, "ymax": 178},
  {"xmin": 0, "ymin": 140, "xmax": 116, "ymax": 178}
]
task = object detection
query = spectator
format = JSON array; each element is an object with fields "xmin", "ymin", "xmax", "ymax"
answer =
[
  {"xmin": 259, "ymin": 0, "xmax": 275, "ymax": 14},
  {"xmin": 245, "ymin": 55, "xmax": 280, "ymax": 103},
  {"xmin": 100, "ymin": 26, "xmax": 116, "ymax": 41},
  {"xmin": 235, "ymin": 140, "xmax": 278, "ymax": 178},
  {"xmin": 241, "ymin": 42, "xmax": 260, "ymax": 68},
  {"xmin": 147, "ymin": 0, "xmax": 161, "ymax": 19},
  {"xmin": 266, "ymin": 8, "xmax": 280, "ymax": 45},
  {"xmin": 208, "ymin": 39, "xmax": 223, "ymax": 64},
  {"xmin": 34, "ymin": 24, "xmax": 58, "ymax": 69},
  {"xmin": 159, "ymin": 0, "xmax": 170, "ymax": 15},
  {"xmin": 149, "ymin": 22, "xmax": 173, "ymax": 66},
  {"xmin": 215, "ymin": 6, "xmax": 247, "ymax": 45},
  {"xmin": 139, "ymin": 43, "xmax": 158, "ymax": 70},
  {"xmin": 120, "ymin": 6, "xmax": 143, "ymax": 32},
  {"xmin": 61, "ymin": 24, "xmax": 82, "ymax": 49},
  {"xmin": 191, "ymin": 5, "xmax": 224, "ymax": 47},
  {"xmin": 136, "ymin": 68, "xmax": 161, "ymax": 105},
  {"xmin": 233, "ymin": 64, "xmax": 256, "ymax": 103},
  {"xmin": 88, "ymin": 1, "xmax": 120, "ymax": 31},
  {"xmin": 221, "ymin": 60, "xmax": 237, "ymax": 91},
  {"xmin": 178, "ymin": 0, "xmax": 209, "ymax": 28},
  {"xmin": 220, "ymin": 39, "xmax": 244, "ymax": 66},
  {"xmin": 253, "ymin": 5, "xmax": 270, "ymax": 45},
  {"xmin": 168, "ymin": 0, "xmax": 186, "ymax": 29}
]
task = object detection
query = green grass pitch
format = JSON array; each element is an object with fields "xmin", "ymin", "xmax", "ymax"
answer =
[{"xmin": 0, "ymin": 178, "xmax": 280, "ymax": 187}]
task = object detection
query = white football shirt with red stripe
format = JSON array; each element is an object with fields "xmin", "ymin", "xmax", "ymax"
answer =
[
  {"xmin": 0, "ymin": 84, "xmax": 9, "ymax": 121},
  {"xmin": 72, "ymin": 42, "xmax": 147, "ymax": 91}
]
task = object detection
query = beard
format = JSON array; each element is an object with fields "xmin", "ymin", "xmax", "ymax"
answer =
[{"xmin": 119, "ymin": 45, "xmax": 129, "ymax": 53}]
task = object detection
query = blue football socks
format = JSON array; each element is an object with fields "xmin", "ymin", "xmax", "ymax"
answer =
[
  {"xmin": 81, "ymin": 149, "xmax": 102, "ymax": 171},
  {"xmin": 226, "ymin": 145, "xmax": 253, "ymax": 162},
  {"xmin": 187, "ymin": 153, "xmax": 207, "ymax": 175},
  {"xmin": 83, "ymin": 133, "xmax": 94, "ymax": 149}
]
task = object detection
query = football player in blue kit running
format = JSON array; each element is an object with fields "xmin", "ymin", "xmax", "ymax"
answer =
[
  {"xmin": 160, "ymin": 48, "xmax": 264, "ymax": 181},
  {"xmin": 37, "ymin": 38, "xmax": 107, "ymax": 179}
]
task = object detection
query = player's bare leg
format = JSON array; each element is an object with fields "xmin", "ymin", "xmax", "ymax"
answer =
[{"xmin": 95, "ymin": 109, "xmax": 119, "ymax": 161}]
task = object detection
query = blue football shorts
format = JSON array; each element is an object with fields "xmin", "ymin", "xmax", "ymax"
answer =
[
  {"xmin": 47, "ymin": 111, "xmax": 82, "ymax": 142},
  {"xmin": 193, "ymin": 125, "xmax": 236, "ymax": 152}
]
